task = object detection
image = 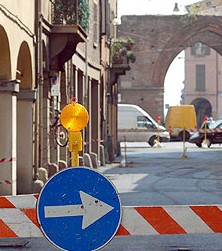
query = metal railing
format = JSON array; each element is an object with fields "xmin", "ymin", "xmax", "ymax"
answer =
[{"xmin": 52, "ymin": 0, "xmax": 79, "ymax": 25}]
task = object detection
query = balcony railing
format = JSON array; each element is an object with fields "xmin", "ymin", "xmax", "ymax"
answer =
[
  {"xmin": 51, "ymin": 0, "xmax": 89, "ymax": 30},
  {"xmin": 111, "ymin": 37, "xmax": 136, "ymax": 65}
]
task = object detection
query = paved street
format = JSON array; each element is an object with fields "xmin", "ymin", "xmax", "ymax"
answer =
[
  {"xmin": 101, "ymin": 141, "xmax": 222, "ymax": 206},
  {"xmin": 1, "ymin": 141, "xmax": 222, "ymax": 251},
  {"xmin": 99, "ymin": 141, "xmax": 222, "ymax": 251}
]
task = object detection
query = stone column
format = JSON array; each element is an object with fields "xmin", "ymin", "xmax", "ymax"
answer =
[
  {"xmin": 17, "ymin": 89, "xmax": 37, "ymax": 194},
  {"xmin": 0, "ymin": 80, "xmax": 19, "ymax": 195}
]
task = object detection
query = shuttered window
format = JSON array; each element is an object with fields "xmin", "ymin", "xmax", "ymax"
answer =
[
  {"xmin": 100, "ymin": 0, "xmax": 109, "ymax": 36},
  {"xmin": 196, "ymin": 64, "xmax": 206, "ymax": 91},
  {"xmin": 93, "ymin": 1, "xmax": 98, "ymax": 46}
]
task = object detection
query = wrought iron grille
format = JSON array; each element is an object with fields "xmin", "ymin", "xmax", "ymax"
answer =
[{"xmin": 51, "ymin": 0, "xmax": 89, "ymax": 30}]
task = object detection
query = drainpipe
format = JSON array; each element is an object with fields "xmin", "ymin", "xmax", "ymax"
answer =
[
  {"xmin": 38, "ymin": 11, "xmax": 44, "ymax": 168},
  {"xmin": 216, "ymin": 52, "xmax": 219, "ymax": 118},
  {"xmin": 84, "ymin": 38, "xmax": 89, "ymax": 108},
  {"xmin": 83, "ymin": 38, "xmax": 89, "ymax": 154},
  {"xmin": 106, "ymin": 38, "xmax": 112, "ymax": 162},
  {"xmin": 34, "ymin": 0, "xmax": 43, "ymax": 179}
]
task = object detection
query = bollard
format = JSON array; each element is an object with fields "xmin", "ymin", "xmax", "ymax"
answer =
[
  {"xmin": 121, "ymin": 135, "xmax": 128, "ymax": 167},
  {"xmin": 154, "ymin": 116, "xmax": 162, "ymax": 148},
  {"xmin": 181, "ymin": 127, "xmax": 187, "ymax": 159},
  {"xmin": 202, "ymin": 116, "xmax": 208, "ymax": 148}
]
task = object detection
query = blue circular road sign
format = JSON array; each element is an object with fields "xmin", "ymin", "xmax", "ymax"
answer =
[{"xmin": 37, "ymin": 167, "xmax": 122, "ymax": 251}]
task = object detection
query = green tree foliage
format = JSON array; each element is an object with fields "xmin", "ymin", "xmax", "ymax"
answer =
[{"xmin": 180, "ymin": 4, "xmax": 204, "ymax": 26}]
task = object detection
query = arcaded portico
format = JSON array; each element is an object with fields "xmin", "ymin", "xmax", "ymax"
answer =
[
  {"xmin": 0, "ymin": 23, "xmax": 35, "ymax": 195},
  {"xmin": 0, "ymin": 0, "xmax": 119, "ymax": 196}
]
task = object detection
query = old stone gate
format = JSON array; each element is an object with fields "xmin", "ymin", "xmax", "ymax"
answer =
[{"xmin": 118, "ymin": 14, "xmax": 222, "ymax": 122}]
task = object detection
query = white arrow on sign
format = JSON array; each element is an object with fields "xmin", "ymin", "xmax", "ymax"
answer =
[{"xmin": 44, "ymin": 191, "xmax": 114, "ymax": 229}]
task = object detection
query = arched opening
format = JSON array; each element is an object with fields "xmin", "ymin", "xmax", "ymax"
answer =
[
  {"xmin": 16, "ymin": 41, "xmax": 33, "ymax": 89},
  {"xmin": 0, "ymin": 25, "xmax": 11, "ymax": 79},
  {"xmin": 191, "ymin": 98, "xmax": 212, "ymax": 127},
  {"xmin": 164, "ymin": 50, "xmax": 184, "ymax": 117}
]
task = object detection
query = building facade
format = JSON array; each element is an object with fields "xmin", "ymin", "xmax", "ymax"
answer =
[
  {"xmin": 0, "ymin": 0, "xmax": 128, "ymax": 196},
  {"xmin": 183, "ymin": 0, "xmax": 222, "ymax": 126},
  {"xmin": 184, "ymin": 44, "xmax": 222, "ymax": 126}
]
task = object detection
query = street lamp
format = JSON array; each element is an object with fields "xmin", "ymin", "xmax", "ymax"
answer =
[{"xmin": 173, "ymin": 3, "xmax": 179, "ymax": 12}]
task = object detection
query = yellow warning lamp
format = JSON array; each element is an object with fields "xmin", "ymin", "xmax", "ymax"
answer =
[{"xmin": 60, "ymin": 99, "xmax": 89, "ymax": 166}]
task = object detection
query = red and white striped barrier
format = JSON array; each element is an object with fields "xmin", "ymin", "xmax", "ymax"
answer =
[
  {"xmin": 0, "ymin": 157, "xmax": 16, "ymax": 164},
  {"xmin": 0, "ymin": 180, "xmax": 12, "ymax": 185},
  {"xmin": 0, "ymin": 194, "xmax": 41, "ymax": 238},
  {"xmin": 0, "ymin": 194, "xmax": 222, "ymax": 238},
  {"xmin": 0, "ymin": 158, "xmax": 16, "ymax": 185},
  {"xmin": 116, "ymin": 205, "xmax": 222, "ymax": 235}
]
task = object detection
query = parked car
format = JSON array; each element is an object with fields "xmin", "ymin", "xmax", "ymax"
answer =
[{"xmin": 188, "ymin": 119, "xmax": 222, "ymax": 147}]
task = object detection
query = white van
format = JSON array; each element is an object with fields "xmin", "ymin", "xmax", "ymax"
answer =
[{"xmin": 118, "ymin": 104, "xmax": 170, "ymax": 146}]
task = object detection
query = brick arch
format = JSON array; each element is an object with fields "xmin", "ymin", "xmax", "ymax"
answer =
[
  {"xmin": 153, "ymin": 16, "xmax": 222, "ymax": 86},
  {"xmin": 16, "ymin": 41, "xmax": 33, "ymax": 90},
  {"xmin": 0, "ymin": 25, "xmax": 11, "ymax": 79},
  {"xmin": 118, "ymin": 15, "xmax": 222, "ymax": 119}
]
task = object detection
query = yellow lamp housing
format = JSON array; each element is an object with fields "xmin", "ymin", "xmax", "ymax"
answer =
[{"xmin": 60, "ymin": 101, "xmax": 89, "ymax": 132}]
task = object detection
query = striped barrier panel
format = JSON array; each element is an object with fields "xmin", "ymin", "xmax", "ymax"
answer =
[
  {"xmin": 169, "ymin": 128, "xmax": 222, "ymax": 133},
  {"xmin": 0, "ymin": 194, "xmax": 222, "ymax": 238},
  {"xmin": 118, "ymin": 128, "xmax": 222, "ymax": 134},
  {"xmin": 116, "ymin": 205, "xmax": 222, "ymax": 235},
  {"xmin": 0, "ymin": 157, "xmax": 16, "ymax": 185},
  {"xmin": 0, "ymin": 194, "xmax": 41, "ymax": 238},
  {"xmin": 0, "ymin": 157, "xmax": 16, "ymax": 163}
]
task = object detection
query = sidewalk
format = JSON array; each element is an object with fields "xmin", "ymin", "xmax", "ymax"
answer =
[{"xmin": 98, "ymin": 156, "xmax": 123, "ymax": 172}]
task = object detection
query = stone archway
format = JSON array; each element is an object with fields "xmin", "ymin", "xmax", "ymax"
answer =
[
  {"xmin": 191, "ymin": 98, "xmax": 212, "ymax": 127},
  {"xmin": 118, "ymin": 15, "xmax": 222, "ymax": 120}
]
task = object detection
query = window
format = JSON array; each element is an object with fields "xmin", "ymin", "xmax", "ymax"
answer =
[
  {"xmin": 206, "ymin": 1, "xmax": 212, "ymax": 8},
  {"xmin": 191, "ymin": 42, "xmax": 210, "ymax": 57},
  {"xmin": 196, "ymin": 64, "xmax": 206, "ymax": 91},
  {"xmin": 93, "ymin": 1, "xmax": 98, "ymax": 46},
  {"xmin": 137, "ymin": 116, "xmax": 154, "ymax": 128},
  {"xmin": 100, "ymin": 0, "xmax": 110, "ymax": 37}
]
